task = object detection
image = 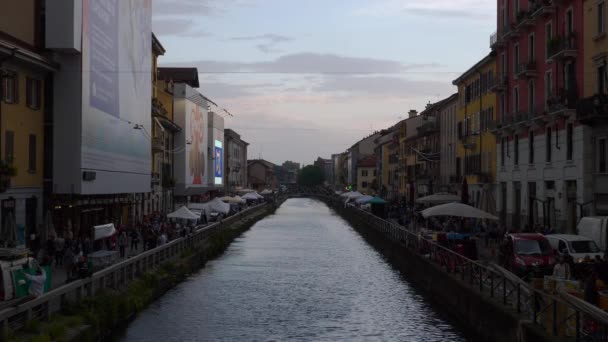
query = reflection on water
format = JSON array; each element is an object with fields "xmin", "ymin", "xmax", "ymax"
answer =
[{"xmin": 119, "ymin": 198, "xmax": 467, "ymax": 342}]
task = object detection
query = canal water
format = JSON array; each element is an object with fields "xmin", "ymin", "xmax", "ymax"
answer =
[{"xmin": 119, "ymin": 198, "xmax": 468, "ymax": 342}]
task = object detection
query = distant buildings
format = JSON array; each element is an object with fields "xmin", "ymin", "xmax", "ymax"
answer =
[
  {"xmin": 356, "ymin": 155, "xmax": 377, "ymax": 194},
  {"xmin": 248, "ymin": 159, "xmax": 278, "ymax": 190},
  {"xmin": 314, "ymin": 157, "xmax": 333, "ymax": 185},
  {"xmin": 224, "ymin": 129, "xmax": 249, "ymax": 193}
]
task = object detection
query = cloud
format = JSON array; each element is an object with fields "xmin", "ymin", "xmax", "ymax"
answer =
[
  {"xmin": 228, "ymin": 34, "xmax": 293, "ymax": 53},
  {"xmin": 165, "ymin": 52, "xmax": 440, "ymax": 75},
  {"xmin": 152, "ymin": 18, "xmax": 210, "ymax": 37},
  {"xmin": 314, "ymin": 75, "xmax": 453, "ymax": 98},
  {"xmin": 354, "ymin": 0, "xmax": 494, "ymax": 21}
]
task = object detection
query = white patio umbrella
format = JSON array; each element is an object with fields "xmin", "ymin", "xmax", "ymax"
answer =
[
  {"xmin": 421, "ymin": 202, "xmax": 499, "ymax": 220},
  {"xmin": 167, "ymin": 206, "xmax": 200, "ymax": 220},
  {"xmin": 253, "ymin": 192, "xmax": 264, "ymax": 199},
  {"xmin": 416, "ymin": 192, "xmax": 460, "ymax": 205},
  {"xmin": 232, "ymin": 195, "xmax": 246, "ymax": 204},
  {"xmin": 260, "ymin": 189, "xmax": 273, "ymax": 195},
  {"xmin": 340, "ymin": 191, "xmax": 354, "ymax": 197},
  {"xmin": 220, "ymin": 196, "xmax": 236, "ymax": 203},
  {"xmin": 242, "ymin": 192, "xmax": 259, "ymax": 200}
]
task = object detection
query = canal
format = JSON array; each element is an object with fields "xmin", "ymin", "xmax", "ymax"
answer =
[{"xmin": 118, "ymin": 198, "xmax": 469, "ymax": 341}]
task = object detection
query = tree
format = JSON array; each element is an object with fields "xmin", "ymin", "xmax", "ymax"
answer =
[{"xmin": 297, "ymin": 165, "xmax": 325, "ymax": 186}]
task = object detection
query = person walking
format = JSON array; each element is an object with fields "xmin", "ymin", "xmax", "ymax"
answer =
[
  {"xmin": 130, "ymin": 228, "xmax": 139, "ymax": 252},
  {"xmin": 24, "ymin": 265, "xmax": 47, "ymax": 298},
  {"xmin": 553, "ymin": 256, "xmax": 571, "ymax": 280},
  {"xmin": 54, "ymin": 235, "xmax": 65, "ymax": 266},
  {"xmin": 118, "ymin": 231, "xmax": 127, "ymax": 258}
]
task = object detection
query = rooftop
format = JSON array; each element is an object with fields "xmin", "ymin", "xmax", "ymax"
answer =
[{"xmin": 158, "ymin": 67, "xmax": 200, "ymax": 88}]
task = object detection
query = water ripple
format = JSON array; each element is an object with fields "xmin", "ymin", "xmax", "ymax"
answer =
[{"xmin": 119, "ymin": 199, "xmax": 467, "ymax": 342}]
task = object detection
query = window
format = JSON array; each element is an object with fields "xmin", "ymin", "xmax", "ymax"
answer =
[
  {"xmin": 514, "ymin": 135, "xmax": 519, "ymax": 165},
  {"xmin": 601, "ymin": 139, "xmax": 608, "ymax": 173},
  {"xmin": 545, "ymin": 180, "xmax": 555, "ymax": 190},
  {"xmin": 28, "ymin": 134, "xmax": 36, "ymax": 172},
  {"xmin": 1, "ymin": 71, "xmax": 17, "ymax": 103},
  {"xmin": 546, "ymin": 21, "xmax": 553, "ymax": 59},
  {"xmin": 567, "ymin": 123, "xmax": 573, "ymax": 160},
  {"xmin": 501, "ymin": 53, "xmax": 506, "ymax": 77},
  {"xmin": 514, "ymin": 0, "xmax": 520, "ymax": 18},
  {"xmin": 545, "ymin": 71, "xmax": 553, "ymax": 103},
  {"xmin": 514, "ymin": 43, "xmax": 520, "ymax": 74},
  {"xmin": 513, "ymin": 87, "xmax": 519, "ymax": 112},
  {"xmin": 362, "ymin": 181, "xmax": 368, "ymax": 188},
  {"xmin": 361, "ymin": 170, "xmax": 368, "ymax": 177},
  {"xmin": 4, "ymin": 131, "xmax": 14, "ymax": 163},
  {"xmin": 26, "ymin": 78, "xmax": 41, "ymax": 110},
  {"xmin": 600, "ymin": 1, "xmax": 606, "ymax": 35},
  {"xmin": 373, "ymin": 170, "xmax": 377, "ymax": 177},
  {"xmin": 529, "ymin": 131, "xmax": 535, "ymax": 164},
  {"xmin": 599, "ymin": 64, "xmax": 607, "ymax": 95},
  {"xmin": 546, "ymin": 127, "xmax": 552, "ymax": 162},
  {"xmin": 501, "ymin": 138, "xmax": 506, "ymax": 166},
  {"xmin": 566, "ymin": 8, "xmax": 573, "ymax": 35},
  {"xmin": 528, "ymin": 33, "xmax": 535, "ymax": 60},
  {"xmin": 500, "ymin": 94, "xmax": 505, "ymax": 120},
  {"xmin": 528, "ymin": 80, "xmax": 535, "ymax": 113}
]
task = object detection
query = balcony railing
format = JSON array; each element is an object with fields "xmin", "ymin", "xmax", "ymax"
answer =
[
  {"xmin": 489, "ymin": 73, "xmax": 508, "ymax": 92},
  {"xmin": 547, "ymin": 33, "xmax": 578, "ymax": 61},
  {"xmin": 547, "ymin": 88, "xmax": 578, "ymax": 115},
  {"xmin": 515, "ymin": 60, "xmax": 538, "ymax": 79},
  {"xmin": 529, "ymin": 0, "xmax": 556, "ymax": 18},
  {"xmin": 577, "ymin": 94, "xmax": 608, "ymax": 124}
]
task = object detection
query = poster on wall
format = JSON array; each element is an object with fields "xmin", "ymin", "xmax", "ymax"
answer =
[
  {"xmin": 214, "ymin": 140, "xmax": 223, "ymax": 185},
  {"xmin": 186, "ymin": 100, "xmax": 207, "ymax": 187},
  {"xmin": 81, "ymin": 0, "xmax": 152, "ymax": 192}
]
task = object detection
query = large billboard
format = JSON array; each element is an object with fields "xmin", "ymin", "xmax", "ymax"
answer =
[
  {"xmin": 186, "ymin": 100, "xmax": 208, "ymax": 187},
  {"xmin": 81, "ymin": 0, "xmax": 152, "ymax": 193},
  {"xmin": 214, "ymin": 140, "xmax": 223, "ymax": 185}
]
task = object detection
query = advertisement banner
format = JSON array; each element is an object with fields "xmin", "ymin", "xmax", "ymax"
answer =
[
  {"xmin": 186, "ymin": 100, "xmax": 207, "ymax": 187},
  {"xmin": 214, "ymin": 140, "xmax": 223, "ymax": 185},
  {"xmin": 81, "ymin": 0, "xmax": 152, "ymax": 192}
]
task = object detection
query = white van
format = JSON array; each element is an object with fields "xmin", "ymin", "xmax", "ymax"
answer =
[
  {"xmin": 545, "ymin": 234, "xmax": 604, "ymax": 262},
  {"xmin": 577, "ymin": 217, "xmax": 608, "ymax": 252}
]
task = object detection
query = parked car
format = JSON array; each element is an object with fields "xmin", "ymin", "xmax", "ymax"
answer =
[
  {"xmin": 545, "ymin": 234, "xmax": 603, "ymax": 262},
  {"xmin": 499, "ymin": 233, "xmax": 555, "ymax": 278},
  {"xmin": 577, "ymin": 217, "xmax": 608, "ymax": 252}
]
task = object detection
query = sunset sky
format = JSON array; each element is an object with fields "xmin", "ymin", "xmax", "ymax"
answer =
[{"xmin": 152, "ymin": 0, "xmax": 496, "ymax": 165}]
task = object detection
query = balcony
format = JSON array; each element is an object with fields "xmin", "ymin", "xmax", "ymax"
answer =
[
  {"xmin": 530, "ymin": 0, "xmax": 556, "ymax": 18},
  {"xmin": 151, "ymin": 172, "xmax": 160, "ymax": 184},
  {"xmin": 515, "ymin": 60, "xmax": 538, "ymax": 79},
  {"xmin": 489, "ymin": 74, "xmax": 508, "ymax": 92},
  {"xmin": 515, "ymin": 10, "xmax": 534, "ymax": 29},
  {"xmin": 577, "ymin": 94, "xmax": 608, "ymax": 124},
  {"xmin": 547, "ymin": 33, "xmax": 578, "ymax": 62},
  {"xmin": 417, "ymin": 122, "xmax": 439, "ymax": 136},
  {"xmin": 152, "ymin": 137, "xmax": 164, "ymax": 152},
  {"xmin": 547, "ymin": 88, "xmax": 578, "ymax": 117},
  {"xmin": 490, "ymin": 31, "xmax": 504, "ymax": 50}
]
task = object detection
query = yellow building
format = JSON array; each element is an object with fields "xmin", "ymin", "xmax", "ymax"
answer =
[
  {"xmin": 0, "ymin": 0, "xmax": 57, "ymax": 239},
  {"xmin": 356, "ymin": 155, "xmax": 377, "ymax": 194},
  {"xmin": 583, "ymin": 1, "xmax": 608, "ymax": 98},
  {"xmin": 452, "ymin": 53, "xmax": 497, "ymax": 211},
  {"xmin": 150, "ymin": 33, "xmax": 181, "ymax": 215}
]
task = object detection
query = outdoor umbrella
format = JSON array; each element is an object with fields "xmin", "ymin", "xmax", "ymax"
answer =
[
  {"xmin": 340, "ymin": 191, "xmax": 354, "ymax": 198},
  {"xmin": 368, "ymin": 196, "xmax": 387, "ymax": 204},
  {"xmin": 233, "ymin": 195, "xmax": 246, "ymax": 204},
  {"xmin": 167, "ymin": 206, "xmax": 200, "ymax": 220},
  {"xmin": 461, "ymin": 178, "xmax": 469, "ymax": 204},
  {"xmin": 421, "ymin": 202, "xmax": 499, "ymax": 220},
  {"xmin": 242, "ymin": 192, "xmax": 259, "ymax": 200},
  {"xmin": 355, "ymin": 195, "xmax": 374, "ymax": 204},
  {"xmin": 416, "ymin": 192, "xmax": 460, "ymax": 205},
  {"xmin": 260, "ymin": 189, "xmax": 273, "ymax": 195},
  {"xmin": 253, "ymin": 192, "xmax": 265, "ymax": 199}
]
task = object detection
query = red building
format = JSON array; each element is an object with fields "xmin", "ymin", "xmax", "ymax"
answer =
[{"xmin": 491, "ymin": 0, "xmax": 589, "ymax": 232}]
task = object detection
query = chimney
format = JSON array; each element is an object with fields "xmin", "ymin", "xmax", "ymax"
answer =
[{"xmin": 408, "ymin": 110, "xmax": 418, "ymax": 118}]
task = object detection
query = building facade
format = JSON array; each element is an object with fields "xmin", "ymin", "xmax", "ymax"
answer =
[
  {"xmin": 224, "ymin": 129, "xmax": 248, "ymax": 194},
  {"xmin": 438, "ymin": 94, "xmax": 459, "ymax": 190},
  {"xmin": 0, "ymin": 0, "xmax": 55, "ymax": 244},
  {"xmin": 453, "ymin": 54, "xmax": 497, "ymax": 213},
  {"xmin": 578, "ymin": 1, "xmax": 608, "ymax": 216},
  {"xmin": 248, "ymin": 159, "xmax": 277, "ymax": 190},
  {"xmin": 356, "ymin": 155, "xmax": 376, "ymax": 194},
  {"xmin": 492, "ymin": 0, "xmax": 587, "ymax": 232}
]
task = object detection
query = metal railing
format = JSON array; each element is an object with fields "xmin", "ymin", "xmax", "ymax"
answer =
[
  {"xmin": 0, "ymin": 203, "xmax": 269, "ymax": 333},
  {"xmin": 303, "ymin": 194, "xmax": 608, "ymax": 341}
]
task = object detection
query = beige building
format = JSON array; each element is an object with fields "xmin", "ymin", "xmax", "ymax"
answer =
[
  {"xmin": 356, "ymin": 155, "xmax": 377, "ymax": 194},
  {"xmin": 247, "ymin": 159, "xmax": 277, "ymax": 190}
]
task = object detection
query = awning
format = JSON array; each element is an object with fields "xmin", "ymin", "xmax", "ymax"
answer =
[{"xmin": 154, "ymin": 114, "xmax": 182, "ymax": 132}]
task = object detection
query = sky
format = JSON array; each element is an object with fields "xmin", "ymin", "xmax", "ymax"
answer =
[{"xmin": 152, "ymin": 0, "xmax": 497, "ymax": 166}]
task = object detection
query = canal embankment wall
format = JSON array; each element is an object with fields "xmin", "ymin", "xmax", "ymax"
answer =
[
  {"xmin": 318, "ymin": 196, "xmax": 557, "ymax": 342},
  {"xmin": 1, "ymin": 201, "xmax": 281, "ymax": 342}
]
